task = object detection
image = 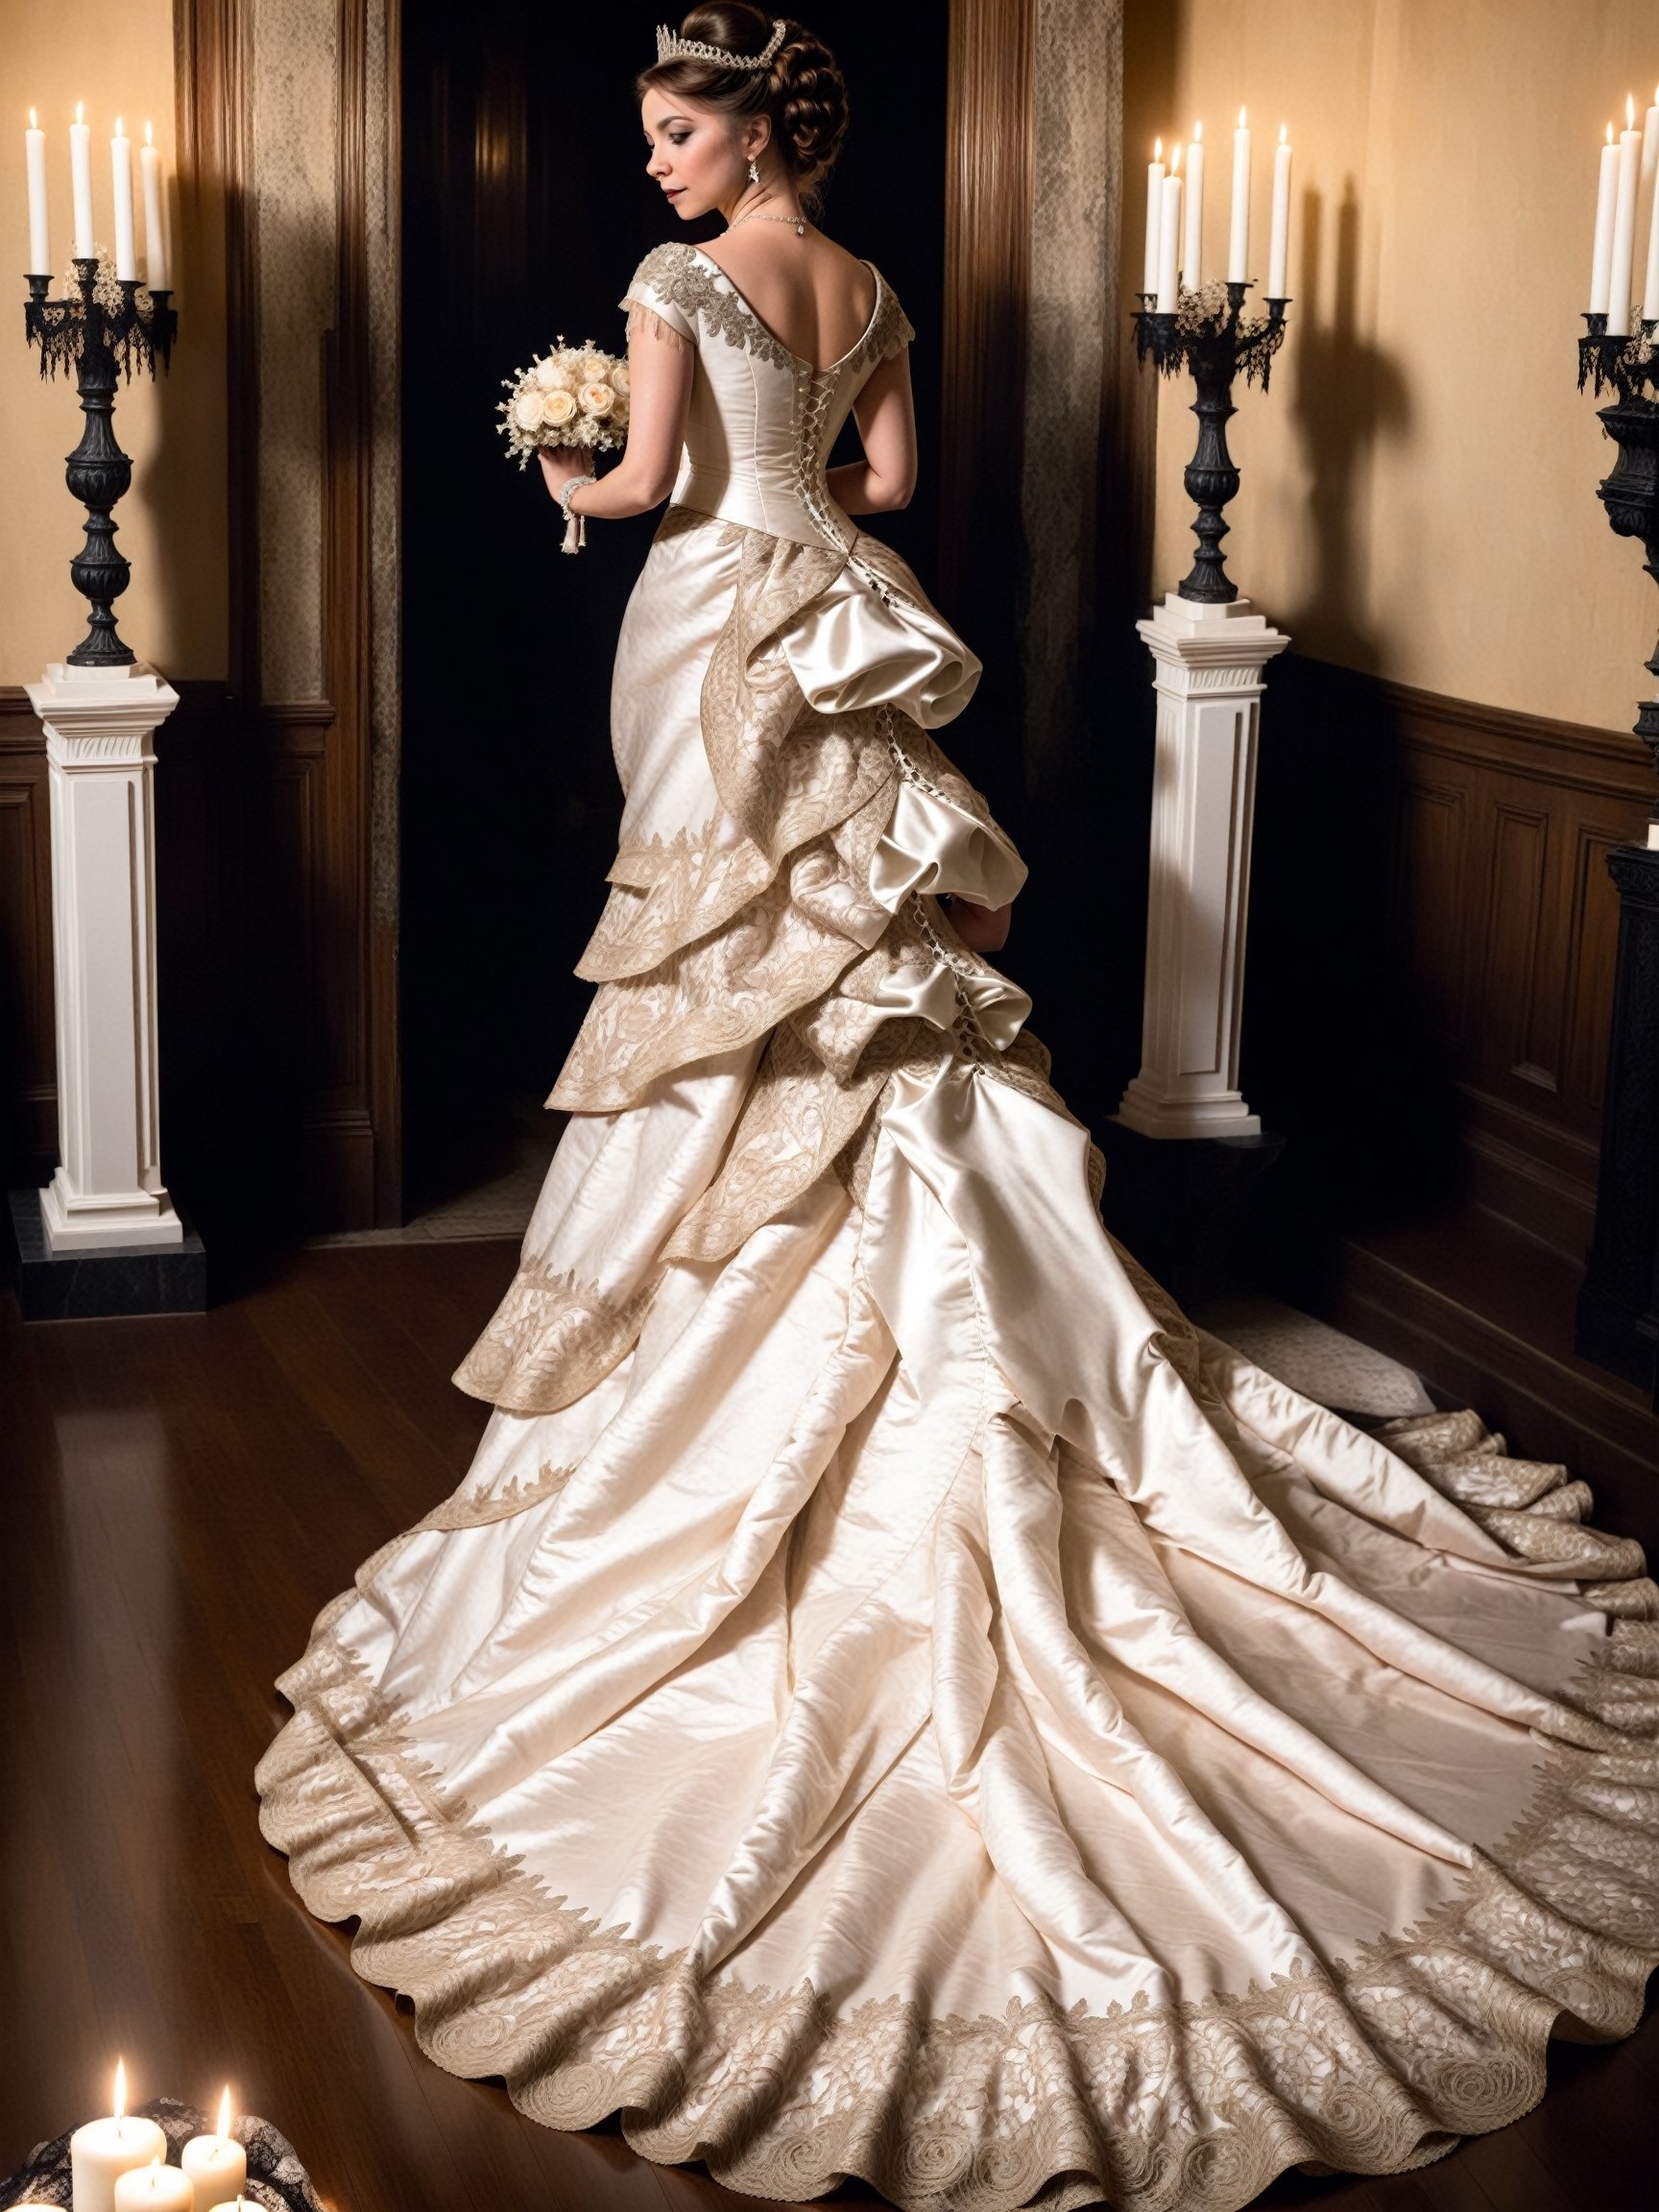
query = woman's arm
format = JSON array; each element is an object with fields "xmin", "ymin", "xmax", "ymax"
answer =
[
  {"xmin": 828, "ymin": 349, "xmax": 917, "ymax": 516},
  {"xmin": 540, "ymin": 316, "xmax": 693, "ymax": 521}
]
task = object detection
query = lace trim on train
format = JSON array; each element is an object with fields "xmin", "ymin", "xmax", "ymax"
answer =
[
  {"xmin": 260, "ymin": 1517, "xmax": 1659, "ymax": 2212},
  {"xmin": 452, "ymin": 1264, "xmax": 655, "ymax": 1416}
]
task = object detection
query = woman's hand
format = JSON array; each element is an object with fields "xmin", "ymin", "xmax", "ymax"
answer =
[
  {"xmin": 940, "ymin": 895, "xmax": 1013, "ymax": 954},
  {"xmin": 539, "ymin": 445, "xmax": 591, "ymax": 505}
]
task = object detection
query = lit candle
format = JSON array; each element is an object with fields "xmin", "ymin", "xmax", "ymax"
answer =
[
  {"xmin": 1268, "ymin": 124, "xmax": 1292, "ymax": 298},
  {"xmin": 110, "ymin": 114, "xmax": 136, "ymax": 280},
  {"xmin": 1643, "ymin": 84, "xmax": 1659, "ymax": 191},
  {"xmin": 1183, "ymin": 120, "xmax": 1204, "ymax": 286},
  {"xmin": 1143, "ymin": 136, "xmax": 1166, "ymax": 296},
  {"xmin": 1157, "ymin": 144, "xmax": 1183, "ymax": 314},
  {"xmin": 1607, "ymin": 94, "xmax": 1643, "ymax": 335},
  {"xmin": 1228, "ymin": 106, "xmax": 1251, "ymax": 282},
  {"xmin": 113, "ymin": 2155, "xmax": 194, "ymax": 2212},
  {"xmin": 25, "ymin": 107, "xmax": 50, "ymax": 274},
  {"xmin": 1645, "ymin": 140, "xmax": 1659, "ymax": 326},
  {"xmin": 182, "ymin": 2088, "xmax": 247, "ymax": 2212},
  {"xmin": 69, "ymin": 99, "xmax": 94, "ymax": 258},
  {"xmin": 1591, "ymin": 123, "xmax": 1620, "ymax": 313},
  {"xmin": 140, "ymin": 121, "xmax": 168, "ymax": 288},
  {"xmin": 70, "ymin": 2062, "xmax": 170, "ymax": 2212}
]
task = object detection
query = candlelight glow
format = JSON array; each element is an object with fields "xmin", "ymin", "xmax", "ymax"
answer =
[
  {"xmin": 1628, "ymin": 94, "xmax": 1637, "ymax": 129},
  {"xmin": 1170, "ymin": 142, "xmax": 1182, "ymax": 173},
  {"xmin": 1607, "ymin": 122, "xmax": 1615, "ymax": 145},
  {"xmin": 218, "ymin": 2087, "xmax": 232, "ymax": 2140},
  {"xmin": 115, "ymin": 116, "xmax": 124, "ymax": 137},
  {"xmin": 1280, "ymin": 123, "xmax": 1288, "ymax": 146},
  {"xmin": 1238, "ymin": 107, "xmax": 1247, "ymax": 128},
  {"xmin": 113, "ymin": 2058, "xmax": 127, "ymax": 2122},
  {"xmin": 1193, "ymin": 119, "xmax": 1203, "ymax": 142},
  {"xmin": 30, "ymin": 107, "xmax": 36, "ymax": 127},
  {"xmin": 145, "ymin": 120, "xmax": 154, "ymax": 145},
  {"xmin": 1153, "ymin": 135, "xmax": 1162, "ymax": 160},
  {"xmin": 76, "ymin": 101, "xmax": 84, "ymax": 124}
]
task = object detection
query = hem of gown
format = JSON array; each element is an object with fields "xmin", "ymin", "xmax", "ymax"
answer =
[{"xmin": 256, "ymin": 1465, "xmax": 1659, "ymax": 2212}]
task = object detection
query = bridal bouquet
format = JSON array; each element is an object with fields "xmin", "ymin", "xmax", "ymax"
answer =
[{"xmin": 498, "ymin": 339, "xmax": 630, "ymax": 550}]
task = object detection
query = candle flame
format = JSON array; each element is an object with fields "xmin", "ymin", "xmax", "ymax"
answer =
[
  {"xmin": 1628, "ymin": 93, "xmax": 1637, "ymax": 129},
  {"xmin": 115, "ymin": 116, "xmax": 124, "ymax": 137},
  {"xmin": 113, "ymin": 2058, "xmax": 127, "ymax": 2122},
  {"xmin": 1280, "ymin": 123, "xmax": 1288, "ymax": 145},
  {"xmin": 30, "ymin": 107, "xmax": 37, "ymax": 128},
  {"xmin": 145, "ymin": 120, "xmax": 154, "ymax": 145},
  {"xmin": 1153, "ymin": 135, "xmax": 1162, "ymax": 160},
  {"xmin": 218, "ymin": 2086, "xmax": 232, "ymax": 2140},
  {"xmin": 1170, "ymin": 142, "xmax": 1182, "ymax": 173},
  {"xmin": 1238, "ymin": 107, "xmax": 1247, "ymax": 129},
  {"xmin": 1193, "ymin": 119, "xmax": 1203, "ymax": 142},
  {"xmin": 1607, "ymin": 121, "xmax": 1615, "ymax": 145},
  {"xmin": 76, "ymin": 100, "xmax": 84, "ymax": 125}
]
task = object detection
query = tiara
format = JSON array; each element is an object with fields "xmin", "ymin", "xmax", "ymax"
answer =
[{"xmin": 654, "ymin": 19, "xmax": 787, "ymax": 70}]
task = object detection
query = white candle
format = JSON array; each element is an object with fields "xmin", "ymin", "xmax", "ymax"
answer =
[
  {"xmin": 1228, "ymin": 106, "xmax": 1251, "ymax": 282},
  {"xmin": 1142, "ymin": 137, "xmax": 1166, "ymax": 296},
  {"xmin": 1591, "ymin": 125, "xmax": 1620, "ymax": 312},
  {"xmin": 69, "ymin": 99, "xmax": 94, "ymax": 258},
  {"xmin": 182, "ymin": 2089, "xmax": 247, "ymax": 2212},
  {"xmin": 25, "ymin": 108, "xmax": 50, "ymax": 273},
  {"xmin": 1267, "ymin": 124, "xmax": 1292, "ymax": 298},
  {"xmin": 1643, "ymin": 86, "xmax": 1659, "ymax": 190},
  {"xmin": 70, "ymin": 2064, "xmax": 170, "ymax": 2212},
  {"xmin": 140, "ymin": 122, "xmax": 168, "ymax": 288},
  {"xmin": 1645, "ymin": 146, "xmax": 1659, "ymax": 326},
  {"xmin": 1183, "ymin": 121, "xmax": 1204, "ymax": 286},
  {"xmin": 114, "ymin": 2156, "xmax": 195, "ymax": 2212},
  {"xmin": 1607, "ymin": 96, "xmax": 1643, "ymax": 334},
  {"xmin": 110, "ymin": 115, "xmax": 136, "ymax": 280},
  {"xmin": 204, "ymin": 2200, "xmax": 254, "ymax": 2212},
  {"xmin": 1156, "ymin": 150, "xmax": 1183, "ymax": 314}
]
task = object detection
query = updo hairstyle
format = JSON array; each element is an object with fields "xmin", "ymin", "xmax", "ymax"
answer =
[{"xmin": 637, "ymin": 5, "xmax": 851, "ymax": 211}]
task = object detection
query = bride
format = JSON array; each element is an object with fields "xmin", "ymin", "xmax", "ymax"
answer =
[{"xmin": 258, "ymin": 10, "xmax": 1659, "ymax": 2209}]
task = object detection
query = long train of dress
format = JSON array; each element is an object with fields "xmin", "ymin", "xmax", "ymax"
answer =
[{"xmin": 257, "ymin": 244, "xmax": 1659, "ymax": 2212}]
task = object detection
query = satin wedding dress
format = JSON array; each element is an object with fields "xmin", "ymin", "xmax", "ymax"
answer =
[{"xmin": 258, "ymin": 243, "xmax": 1659, "ymax": 2212}]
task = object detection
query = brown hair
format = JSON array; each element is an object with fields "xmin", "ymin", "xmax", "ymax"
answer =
[{"xmin": 637, "ymin": 6, "xmax": 851, "ymax": 211}]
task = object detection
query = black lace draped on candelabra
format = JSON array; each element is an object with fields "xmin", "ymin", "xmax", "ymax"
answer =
[
  {"xmin": 1133, "ymin": 279, "xmax": 1289, "ymax": 604},
  {"xmin": 1577, "ymin": 312, "xmax": 1659, "ymax": 807},
  {"xmin": 22, "ymin": 255, "xmax": 177, "ymax": 668}
]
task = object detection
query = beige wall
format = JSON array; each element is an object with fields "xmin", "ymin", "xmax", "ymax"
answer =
[
  {"xmin": 0, "ymin": 0, "xmax": 227, "ymax": 685},
  {"xmin": 1123, "ymin": 0, "xmax": 1659, "ymax": 733}
]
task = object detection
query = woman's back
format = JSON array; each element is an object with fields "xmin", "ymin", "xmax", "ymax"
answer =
[{"xmin": 695, "ymin": 229, "xmax": 877, "ymax": 373}]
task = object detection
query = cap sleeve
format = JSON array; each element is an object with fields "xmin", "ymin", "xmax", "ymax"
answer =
[
  {"xmin": 851, "ymin": 273, "xmax": 915, "ymax": 375},
  {"xmin": 619, "ymin": 242, "xmax": 698, "ymax": 345}
]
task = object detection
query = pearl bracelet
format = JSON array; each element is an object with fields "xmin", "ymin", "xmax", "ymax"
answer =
[{"xmin": 559, "ymin": 472, "xmax": 597, "ymax": 556}]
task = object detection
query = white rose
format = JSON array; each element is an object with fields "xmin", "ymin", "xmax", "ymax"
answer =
[
  {"xmin": 611, "ymin": 362, "xmax": 631, "ymax": 397},
  {"xmin": 541, "ymin": 386, "xmax": 578, "ymax": 427},
  {"xmin": 534, "ymin": 357, "xmax": 574, "ymax": 391},
  {"xmin": 579, "ymin": 380, "xmax": 616, "ymax": 419},
  {"xmin": 512, "ymin": 389, "xmax": 545, "ymax": 429}
]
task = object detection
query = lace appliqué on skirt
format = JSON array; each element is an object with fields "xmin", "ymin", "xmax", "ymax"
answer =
[{"xmin": 452, "ymin": 1263, "xmax": 656, "ymax": 1415}]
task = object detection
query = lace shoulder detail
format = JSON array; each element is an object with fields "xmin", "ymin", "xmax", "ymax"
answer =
[
  {"xmin": 847, "ymin": 276, "xmax": 914, "ymax": 376},
  {"xmin": 618, "ymin": 241, "xmax": 798, "ymax": 373}
]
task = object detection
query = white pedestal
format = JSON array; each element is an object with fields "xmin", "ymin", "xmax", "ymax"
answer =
[
  {"xmin": 1116, "ymin": 594, "xmax": 1289, "ymax": 1141},
  {"xmin": 23, "ymin": 661, "xmax": 183, "ymax": 1251}
]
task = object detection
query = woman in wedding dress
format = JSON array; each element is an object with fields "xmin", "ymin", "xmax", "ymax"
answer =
[{"xmin": 257, "ymin": 11, "xmax": 1659, "ymax": 2209}]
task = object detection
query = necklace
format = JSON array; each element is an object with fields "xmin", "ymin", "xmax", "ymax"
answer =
[{"xmin": 729, "ymin": 208, "xmax": 807, "ymax": 237}]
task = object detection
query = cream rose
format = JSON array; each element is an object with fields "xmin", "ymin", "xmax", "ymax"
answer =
[
  {"xmin": 541, "ymin": 386, "xmax": 578, "ymax": 427},
  {"xmin": 577, "ymin": 349, "xmax": 610, "ymax": 381},
  {"xmin": 533, "ymin": 357, "xmax": 574, "ymax": 392},
  {"xmin": 611, "ymin": 362, "xmax": 631, "ymax": 397},
  {"xmin": 511, "ymin": 389, "xmax": 545, "ymax": 430},
  {"xmin": 578, "ymin": 380, "xmax": 616, "ymax": 419}
]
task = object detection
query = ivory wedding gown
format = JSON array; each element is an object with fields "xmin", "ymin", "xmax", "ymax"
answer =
[{"xmin": 258, "ymin": 244, "xmax": 1659, "ymax": 2212}]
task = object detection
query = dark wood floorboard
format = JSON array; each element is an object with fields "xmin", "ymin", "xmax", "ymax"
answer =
[{"xmin": 2, "ymin": 1244, "xmax": 1654, "ymax": 2212}]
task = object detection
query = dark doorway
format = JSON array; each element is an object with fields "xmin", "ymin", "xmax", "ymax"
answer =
[{"xmin": 398, "ymin": 1, "xmax": 950, "ymax": 1221}]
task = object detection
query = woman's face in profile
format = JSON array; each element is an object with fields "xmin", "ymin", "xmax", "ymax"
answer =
[{"xmin": 642, "ymin": 90, "xmax": 749, "ymax": 223}]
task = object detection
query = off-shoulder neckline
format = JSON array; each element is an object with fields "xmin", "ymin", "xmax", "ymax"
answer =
[{"xmin": 682, "ymin": 243, "xmax": 885, "ymax": 376}]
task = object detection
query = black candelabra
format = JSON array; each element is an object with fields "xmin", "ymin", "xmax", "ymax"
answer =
[
  {"xmin": 1578, "ymin": 312, "xmax": 1659, "ymax": 816},
  {"xmin": 24, "ymin": 255, "xmax": 177, "ymax": 668},
  {"xmin": 1132, "ymin": 280, "xmax": 1289, "ymax": 604}
]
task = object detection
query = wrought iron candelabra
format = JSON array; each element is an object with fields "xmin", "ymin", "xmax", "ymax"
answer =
[
  {"xmin": 1578, "ymin": 312, "xmax": 1659, "ymax": 817},
  {"xmin": 23, "ymin": 256, "xmax": 177, "ymax": 668},
  {"xmin": 1132, "ymin": 280, "xmax": 1289, "ymax": 604}
]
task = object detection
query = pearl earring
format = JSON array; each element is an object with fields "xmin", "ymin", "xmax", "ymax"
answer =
[{"xmin": 747, "ymin": 157, "xmax": 760, "ymax": 183}]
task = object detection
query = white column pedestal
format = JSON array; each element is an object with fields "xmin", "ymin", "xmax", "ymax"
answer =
[
  {"xmin": 24, "ymin": 661, "xmax": 183, "ymax": 1251},
  {"xmin": 1116, "ymin": 594, "xmax": 1289, "ymax": 1141}
]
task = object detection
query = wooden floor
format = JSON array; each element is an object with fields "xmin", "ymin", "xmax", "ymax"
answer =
[{"xmin": 2, "ymin": 1241, "xmax": 1654, "ymax": 2212}]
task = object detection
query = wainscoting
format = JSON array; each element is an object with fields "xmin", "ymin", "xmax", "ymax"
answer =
[{"xmin": 1243, "ymin": 654, "xmax": 1659, "ymax": 1511}]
